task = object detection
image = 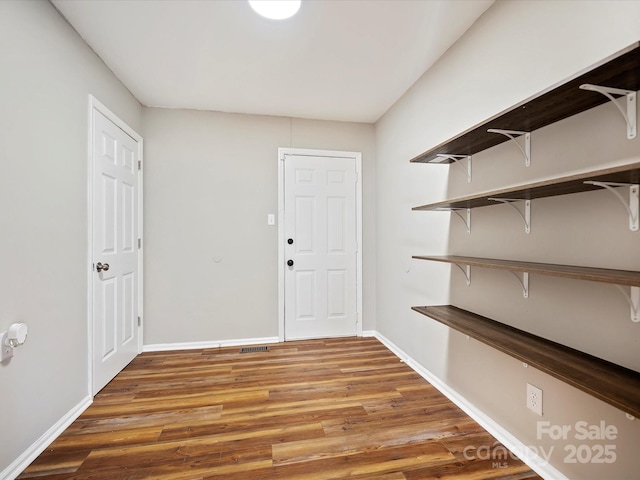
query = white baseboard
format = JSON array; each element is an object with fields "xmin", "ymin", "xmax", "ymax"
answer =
[
  {"xmin": 143, "ymin": 336, "xmax": 280, "ymax": 353},
  {"xmin": 1, "ymin": 395, "xmax": 92, "ymax": 480},
  {"xmin": 371, "ymin": 331, "xmax": 570, "ymax": 480}
]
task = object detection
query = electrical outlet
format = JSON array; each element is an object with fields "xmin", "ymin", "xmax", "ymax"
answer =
[
  {"xmin": 1, "ymin": 332, "xmax": 14, "ymax": 362},
  {"xmin": 527, "ymin": 383, "xmax": 543, "ymax": 416}
]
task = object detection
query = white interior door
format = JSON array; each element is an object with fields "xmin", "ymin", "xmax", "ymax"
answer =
[
  {"xmin": 91, "ymin": 106, "xmax": 141, "ymax": 395},
  {"xmin": 283, "ymin": 153, "xmax": 358, "ymax": 340}
]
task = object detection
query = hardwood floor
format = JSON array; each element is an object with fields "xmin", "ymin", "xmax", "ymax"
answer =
[{"xmin": 19, "ymin": 337, "xmax": 542, "ymax": 479}]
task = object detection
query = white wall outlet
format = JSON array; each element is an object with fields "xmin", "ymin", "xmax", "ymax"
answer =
[
  {"xmin": 1, "ymin": 332, "xmax": 14, "ymax": 362},
  {"xmin": 527, "ymin": 383, "xmax": 543, "ymax": 416}
]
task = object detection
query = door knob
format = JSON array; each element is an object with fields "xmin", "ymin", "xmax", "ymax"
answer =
[
  {"xmin": 287, "ymin": 260, "xmax": 294, "ymax": 267},
  {"xmin": 287, "ymin": 238, "xmax": 294, "ymax": 245},
  {"xmin": 96, "ymin": 262, "xmax": 110, "ymax": 272}
]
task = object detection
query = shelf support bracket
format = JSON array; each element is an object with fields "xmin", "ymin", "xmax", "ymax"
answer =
[
  {"xmin": 487, "ymin": 129, "xmax": 531, "ymax": 166},
  {"xmin": 452, "ymin": 208, "xmax": 471, "ymax": 234},
  {"xmin": 435, "ymin": 208, "xmax": 470, "ymax": 234},
  {"xmin": 584, "ymin": 181, "xmax": 639, "ymax": 231},
  {"xmin": 579, "ymin": 84, "xmax": 636, "ymax": 139},
  {"xmin": 488, "ymin": 198, "xmax": 531, "ymax": 233},
  {"xmin": 436, "ymin": 207, "xmax": 471, "ymax": 233},
  {"xmin": 615, "ymin": 285, "xmax": 639, "ymax": 323},
  {"xmin": 435, "ymin": 154, "xmax": 472, "ymax": 183},
  {"xmin": 509, "ymin": 271, "xmax": 530, "ymax": 298},
  {"xmin": 453, "ymin": 263, "xmax": 471, "ymax": 286}
]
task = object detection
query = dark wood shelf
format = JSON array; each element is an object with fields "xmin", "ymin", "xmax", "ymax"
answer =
[
  {"xmin": 412, "ymin": 255, "xmax": 640, "ymax": 287},
  {"xmin": 410, "ymin": 42, "xmax": 640, "ymax": 164},
  {"xmin": 412, "ymin": 305, "xmax": 640, "ymax": 417},
  {"xmin": 413, "ymin": 162, "xmax": 640, "ymax": 210}
]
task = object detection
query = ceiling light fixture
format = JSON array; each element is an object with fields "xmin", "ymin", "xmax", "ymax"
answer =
[{"xmin": 249, "ymin": 0, "xmax": 301, "ymax": 20}]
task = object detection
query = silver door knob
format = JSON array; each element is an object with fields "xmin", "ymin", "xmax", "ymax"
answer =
[{"xmin": 96, "ymin": 262, "xmax": 110, "ymax": 272}]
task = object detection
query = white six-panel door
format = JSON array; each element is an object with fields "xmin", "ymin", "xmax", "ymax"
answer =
[
  {"xmin": 91, "ymin": 106, "xmax": 141, "ymax": 395},
  {"xmin": 283, "ymin": 152, "xmax": 359, "ymax": 340}
]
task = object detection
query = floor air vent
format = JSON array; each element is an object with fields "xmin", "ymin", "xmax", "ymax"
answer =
[{"xmin": 240, "ymin": 346, "xmax": 269, "ymax": 353}]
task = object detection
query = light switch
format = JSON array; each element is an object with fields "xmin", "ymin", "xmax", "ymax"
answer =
[{"xmin": 267, "ymin": 214, "xmax": 275, "ymax": 226}]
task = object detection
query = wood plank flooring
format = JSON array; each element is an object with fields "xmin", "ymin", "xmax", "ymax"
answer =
[{"xmin": 19, "ymin": 337, "xmax": 542, "ymax": 479}]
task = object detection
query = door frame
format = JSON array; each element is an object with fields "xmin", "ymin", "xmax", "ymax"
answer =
[
  {"xmin": 278, "ymin": 148, "xmax": 363, "ymax": 341},
  {"xmin": 87, "ymin": 95, "xmax": 144, "ymax": 396}
]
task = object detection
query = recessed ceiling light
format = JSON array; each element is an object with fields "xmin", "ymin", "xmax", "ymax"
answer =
[{"xmin": 249, "ymin": 0, "xmax": 301, "ymax": 20}]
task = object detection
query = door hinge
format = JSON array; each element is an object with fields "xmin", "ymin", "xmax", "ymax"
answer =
[
  {"xmin": 137, "ymin": 316, "xmax": 141, "ymax": 327},
  {"xmin": 138, "ymin": 160, "xmax": 142, "ymax": 170},
  {"xmin": 138, "ymin": 238, "xmax": 141, "ymax": 249}
]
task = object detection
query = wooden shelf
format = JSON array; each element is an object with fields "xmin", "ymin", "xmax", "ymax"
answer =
[
  {"xmin": 412, "ymin": 255, "xmax": 640, "ymax": 287},
  {"xmin": 413, "ymin": 162, "xmax": 640, "ymax": 211},
  {"xmin": 412, "ymin": 305, "xmax": 640, "ymax": 417},
  {"xmin": 409, "ymin": 44, "xmax": 640, "ymax": 421},
  {"xmin": 410, "ymin": 42, "xmax": 640, "ymax": 164}
]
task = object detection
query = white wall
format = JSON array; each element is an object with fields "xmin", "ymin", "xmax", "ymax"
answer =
[
  {"xmin": 142, "ymin": 108, "xmax": 376, "ymax": 346},
  {"xmin": 376, "ymin": 1, "xmax": 640, "ymax": 479},
  {"xmin": 0, "ymin": 1, "xmax": 142, "ymax": 477}
]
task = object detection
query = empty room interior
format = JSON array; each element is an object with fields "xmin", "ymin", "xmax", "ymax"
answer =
[{"xmin": 1, "ymin": 1, "xmax": 640, "ymax": 479}]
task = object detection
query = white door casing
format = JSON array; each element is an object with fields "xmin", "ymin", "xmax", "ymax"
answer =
[
  {"xmin": 89, "ymin": 96, "xmax": 143, "ymax": 395},
  {"xmin": 279, "ymin": 149, "xmax": 362, "ymax": 340}
]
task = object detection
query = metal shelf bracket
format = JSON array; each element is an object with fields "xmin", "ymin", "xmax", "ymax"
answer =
[
  {"xmin": 452, "ymin": 208, "xmax": 471, "ymax": 234},
  {"xmin": 615, "ymin": 285, "xmax": 639, "ymax": 323},
  {"xmin": 584, "ymin": 181, "xmax": 639, "ymax": 231},
  {"xmin": 436, "ymin": 208, "xmax": 471, "ymax": 234},
  {"xmin": 488, "ymin": 198, "xmax": 531, "ymax": 233},
  {"xmin": 435, "ymin": 154, "xmax": 472, "ymax": 183},
  {"xmin": 435, "ymin": 207, "xmax": 471, "ymax": 233},
  {"xmin": 509, "ymin": 271, "xmax": 530, "ymax": 298},
  {"xmin": 579, "ymin": 84, "xmax": 636, "ymax": 139},
  {"xmin": 453, "ymin": 263, "xmax": 471, "ymax": 286},
  {"xmin": 487, "ymin": 129, "xmax": 531, "ymax": 166}
]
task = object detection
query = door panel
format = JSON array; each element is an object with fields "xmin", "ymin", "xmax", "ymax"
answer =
[
  {"xmin": 101, "ymin": 277, "xmax": 117, "ymax": 358},
  {"xmin": 102, "ymin": 175, "xmax": 117, "ymax": 253},
  {"xmin": 92, "ymin": 109, "xmax": 140, "ymax": 394},
  {"xmin": 122, "ymin": 182, "xmax": 135, "ymax": 252},
  {"xmin": 327, "ymin": 197, "xmax": 346, "ymax": 252},
  {"xmin": 122, "ymin": 272, "xmax": 135, "ymax": 344},
  {"xmin": 284, "ymin": 154, "xmax": 357, "ymax": 339},
  {"xmin": 295, "ymin": 197, "xmax": 315, "ymax": 253},
  {"xmin": 327, "ymin": 269, "xmax": 346, "ymax": 317},
  {"xmin": 295, "ymin": 270, "xmax": 316, "ymax": 320}
]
